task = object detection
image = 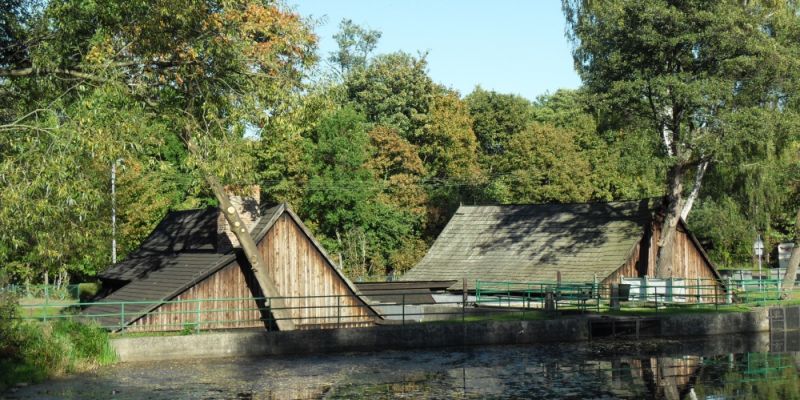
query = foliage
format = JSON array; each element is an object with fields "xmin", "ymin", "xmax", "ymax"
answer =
[
  {"xmin": 329, "ymin": 18, "xmax": 381, "ymax": 76},
  {"xmin": 1, "ymin": 0, "xmax": 317, "ymax": 282},
  {"xmin": 0, "ymin": 275, "xmax": 114, "ymax": 391},
  {"xmin": 366, "ymin": 125, "xmax": 428, "ymax": 222},
  {"xmin": 345, "ymin": 51, "xmax": 435, "ymax": 142},
  {"xmin": 488, "ymin": 122, "xmax": 592, "ymax": 204},
  {"xmin": 0, "ymin": 318, "xmax": 116, "ymax": 391},
  {"xmin": 563, "ymin": 0, "xmax": 800, "ymax": 276},
  {"xmin": 689, "ymin": 197, "xmax": 757, "ymax": 269},
  {"xmin": 301, "ymin": 108, "xmax": 417, "ymax": 277},
  {"xmin": 465, "ymin": 86, "xmax": 534, "ymax": 156}
]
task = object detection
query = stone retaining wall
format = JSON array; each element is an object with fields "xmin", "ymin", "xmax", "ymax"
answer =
[{"xmin": 112, "ymin": 308, "xmax": 779, "ymax": 362}]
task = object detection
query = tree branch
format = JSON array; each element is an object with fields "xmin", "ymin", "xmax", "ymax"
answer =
[{"xmin": 0, "ymin": 67, "xmax": 108, "ymax": 82}]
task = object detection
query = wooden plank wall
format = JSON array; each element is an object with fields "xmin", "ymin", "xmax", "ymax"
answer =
[
  {"xmin": 602, "ymin": 240, "xmax": 642, "ymax": 295},
  {"xmin": 259, "ymin": 214, "xmax": 375, "ymax": 328},
  {"xmin": 128, "ymin": 261, "xmax": 265, "ymax": 332},
  {"xmin": 604, "ymin": 222, "xmax": 723, "ymax": 303}
]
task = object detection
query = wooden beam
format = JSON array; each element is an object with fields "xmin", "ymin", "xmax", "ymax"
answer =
[{"xmin": 204, "ymin": 169, "xmax": 296, "ymax": 330}]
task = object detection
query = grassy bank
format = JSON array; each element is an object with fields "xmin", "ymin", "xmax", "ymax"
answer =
[{"xmin": 0, "ymin": 289, "xmax": 115, "ymax": 392}]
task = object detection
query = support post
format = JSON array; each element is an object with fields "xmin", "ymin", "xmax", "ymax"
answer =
[
  {"xmin": 43, "ymin": 288, "xmax": 49, "ymax": 323},
  {"xmin": 462, "ymin": 278, "xmax": 467, "ymax": 323},
  {"xmin": 641, "ymin": 276, "xmax": 648, "ymax": 302},
  {"xmin": 726, "ymin": 277, "xmax": 733, "ymax": 304},
  {"xmin": 697, "ymin": 277, "xmax": 702, "ymax": 303},
  {"xmin": 199, "ymin": 163, "xmax": 295, "ymax": 331},
  {"xmin": 654, "ymin": 285, "xmax": 659, "ymax": 313},
  {"xmin": 195, "ymin": 299, "xmax": 201, "ymax": 333},
  {"xmin": 401, "ymin": 294, "xmax": 406, "ymax": 326}
]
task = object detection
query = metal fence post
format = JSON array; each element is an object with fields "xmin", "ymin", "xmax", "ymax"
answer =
[
  {"xmin": 337, "ymin": 295, "xmax": 341, "ymax": 328},
  {"xmin": 43, "ymin": 291, "xmax": 49, "ymax": 322},
  {"xmin": 715, "ymin": 284, "xmax": 719, "ymax": 310},
  {"xmin": 120, "ymin": 303, "xmax": 125, "ymax": 332},
  {"xmin": 401, "ymin": 294, "xmax": 406, "ymax": 326},
  {"xmin": 462, "ymin": 278, "xmax": 468, "ymax": 323},
  {"xmin": 655, "ymin": 286, "xmax": 659, "ymax": 313},
  {"xmin": 726, "ymin": 277, "xmax": 733, "ymax": 304},
  {"xmin": 594, "ymin": 274, "xmax": 600, "ymax": 312},
  {"xmin": 195, "ymin": 299, "xmax": 201, "ymax": 333}
]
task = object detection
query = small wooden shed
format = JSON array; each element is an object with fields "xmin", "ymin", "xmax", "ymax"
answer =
[
  {"xmin": 401, "ymin": 199, "xmax": 723, "ymax": 298},
  {"xmin": 85, "ymin": 202, "xmax": 378, "ymax": 332}
]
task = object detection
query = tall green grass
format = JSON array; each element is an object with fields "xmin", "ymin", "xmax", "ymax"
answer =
[{"xmin": 1, "ymin": 278, "xmax": 115, "ymax": 392}]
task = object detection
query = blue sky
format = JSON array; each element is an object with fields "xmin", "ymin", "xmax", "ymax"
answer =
[{"xmin": 290, "ymin": 1, "xmax": 582, "ymax": 101}]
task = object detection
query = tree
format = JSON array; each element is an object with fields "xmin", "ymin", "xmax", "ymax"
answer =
[
  {"xmin": 533, "ymin": 89, "xmax": 666, "ymax": 201},
  {"xmin": 302, "ymin": 108, "xmax": 416, "ymax": 278},
  {"xmin": 328, "ymin": 19, "xmax": 381, "ymax": 77},
  {"xmin": 345, "ymin": 51, "xmax": 435, "ymax": 141},
  {"xmin": 563, "ymin": 0, "xmax": 800, "ymax": 277},
  {"xmin": 488, "ymin": 122, "xmax": 593, "ymax": 204},
  {"xmin": 366, "ymin": 125, "xmax": 428, "ymax": 222},
  {"xmin": 1, "ymin": 1, "xmax": 317, "ymax": 328},
  {"xmin": 464, "ymin": 87, "xmax": 534, "ymax": 157}
]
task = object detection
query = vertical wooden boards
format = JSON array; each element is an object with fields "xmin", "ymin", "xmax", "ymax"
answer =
[
  {"xmin": 128, "ymin": 261, "xmax": 265, "ymax": 332},
  {"xmin": 257, "ymin": 213, "xmax": 375, "ymax": 328}
]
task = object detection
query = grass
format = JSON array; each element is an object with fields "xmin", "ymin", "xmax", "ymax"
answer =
[
  {"xmin": 0, "ymin": 318, "xmax": 117, "ymax": 392},
  {"xmin": 0, "ymin": 280, "xmax": 116, "ymax": 393},
  {"xmin": 462, "ymin": 310, "xmax": 551, "ymax": 322},
  {"xmin": 18, "ymin": 298, "xmax": 79, "ymax": 318},
  {"xmin": 604, "ymin": 304, "xmax": 753, "ymax": 317}
]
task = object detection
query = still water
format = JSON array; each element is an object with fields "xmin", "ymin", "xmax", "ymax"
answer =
[{"xmin": 5, "ymin": 331, "xmax": 800, "ymax": 400}]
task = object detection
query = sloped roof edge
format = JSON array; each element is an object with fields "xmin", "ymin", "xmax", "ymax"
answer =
[
  {"xmin": 114, "ymin": 253, "xmax": 238, "ymax": 331},
  {"xmin": 275, "ymin": 205, "xmax": 382, "ymax": 319}
]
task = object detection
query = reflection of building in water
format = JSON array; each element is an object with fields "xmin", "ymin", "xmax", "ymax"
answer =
[
  {"xmin": 437, "ymin": 356, "xmax": 701, "ymax": 399},
  {"xmin": 622, "ymin": 356, "xmax": 701, "ymax": 400}
]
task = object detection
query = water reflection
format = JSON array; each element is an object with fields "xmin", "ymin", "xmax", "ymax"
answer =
[{"xmin": 6, "ymin": 331, "xmax": 800, "ymax": 400}]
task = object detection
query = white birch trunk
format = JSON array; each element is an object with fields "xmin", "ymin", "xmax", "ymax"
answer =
[{"xmin": 681, "ymin": 161, "xmax": 708, "ymax": 222}]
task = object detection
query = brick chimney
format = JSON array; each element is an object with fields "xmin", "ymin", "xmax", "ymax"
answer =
[{"xmin": 217, "ymin": 186, "xmax": 261, "ymax": 252}]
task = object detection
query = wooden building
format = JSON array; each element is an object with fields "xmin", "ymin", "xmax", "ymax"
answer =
[
  {"xmin": 84, "ymin": 201, "xmax": 379, "ymax": 332},
  {"xmin": 401, "ymin": 199, "xmax": 723, "ymax": 299}
]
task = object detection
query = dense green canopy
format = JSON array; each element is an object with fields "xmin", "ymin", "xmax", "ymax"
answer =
[{"xmin": 1, "ymin": 2, "xmax": 797, "ymax": 284}]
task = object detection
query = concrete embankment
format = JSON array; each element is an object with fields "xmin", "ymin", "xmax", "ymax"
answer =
[{"xmin": 112, "ymin": 307, "xmax": 783, "ymax": 362}]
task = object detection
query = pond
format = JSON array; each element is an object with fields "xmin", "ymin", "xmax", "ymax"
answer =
[{"xmin": 5, "ymin": 331, "xmax": 800, "ymax": 400}]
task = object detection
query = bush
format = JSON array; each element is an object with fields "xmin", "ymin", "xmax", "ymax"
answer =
[{"xmin": 0, "ymin": 277, "xmax": 115, "ymax": 391}]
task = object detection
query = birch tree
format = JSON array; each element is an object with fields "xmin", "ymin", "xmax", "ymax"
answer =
[{"xmin": 563, "ymin": 0, "xmax": 800, "ymax": 277}]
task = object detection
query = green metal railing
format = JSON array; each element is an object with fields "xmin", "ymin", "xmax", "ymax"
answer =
[
  {"xmin": 11, "ymin": 276, "xmax": 800, "ymax": 333},
  {"xmin": 14, "ymin": 292, "xmax": 478, "ymax": 333},
  {"xmin": 475, "ymin": 277, "xmax": 800, "ymax": 312}
]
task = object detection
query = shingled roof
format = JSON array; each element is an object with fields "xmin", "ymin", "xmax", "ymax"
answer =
[
  {"xmin": 401, "ymin": 200, "xmax": 656, "ymax": 290},
  {"xmin": 85, "ymin": 204, "xmax": 285, "ymax": 329},
  {"xmin": 85, "ymin": 203, "xmax": 378, "ymax": 330}
]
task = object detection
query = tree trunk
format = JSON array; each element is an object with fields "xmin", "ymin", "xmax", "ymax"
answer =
[
  {"xmin": 206, "ymin": 174, "xmax": 296, "ymax": 330},
  {"xmin": 655, "ymin": 164, "xmax": 685, "ymax": 278},
  {"xmin": 781, "ymin": 208, "xmax": 800, "ymax": 293},
  {"xmin": 680, "ymin": 161, "xmax": 708, "ymax": 222},
  {"xmin": 186, "ymin": 140, "xmax": 295, "ymax": 330}
]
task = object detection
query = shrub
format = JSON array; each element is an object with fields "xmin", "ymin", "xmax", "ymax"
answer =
[{"xmin": 0, "ymin": 275, "xmax": 115, "ymax": 391}]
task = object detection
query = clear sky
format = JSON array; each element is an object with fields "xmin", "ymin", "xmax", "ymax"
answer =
[{"xmin": 290, "ymin": 1, "xmax": 582, "ymax": 101}]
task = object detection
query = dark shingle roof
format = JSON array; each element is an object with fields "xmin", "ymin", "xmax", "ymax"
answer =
[
  {"xmin": 85, "ymin": 203, "xmax": 379, "ymax": 328},
  {"xmin": 86, "ymin": 205, "xmax": 286, "ymax": 329},
  {"xmin": 401, "ymin": 200, "xmax": 655, "ymax": 289},
  {"xmin": 84, "ymin": 252, "xmax": 235, "ymax": 329},
  {"xmin": 98, "ymin": 208, "xmax": 219, "ymax": 282}
]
